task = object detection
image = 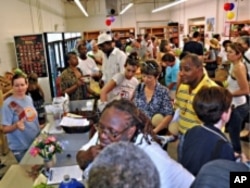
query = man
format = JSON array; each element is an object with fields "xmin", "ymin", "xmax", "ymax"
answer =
[
  {"xmin": 171, "ymin": 53, "xmax": 217, "ymax": 159},
  {"xmin": 77, "ymin": 42, "xmax": 102, "ymax": 82},
  {"xmin": 87, "ymin": 142, "xmax": 160, "ymax": 188},
  {"xmin": 97, "ymin": 32, "xmax": 127, "ymax": 86},
  {"xmin": 113, "ymin": 32, "xmax": 122, "ymax": 50},
  {"xmin": 141, "ymin": 33, "xmax": 154, "ymax": 59},
  {"xmin": 87, "ymin": 40, "xmax": 104, "ymax": 67},
  {"xmin": 76, "ymin": 99, "xmax": 194, "ymax": 188},
  {"xmin": 182, "ymin": 31, "xmax": 203, "ymax": 57}
]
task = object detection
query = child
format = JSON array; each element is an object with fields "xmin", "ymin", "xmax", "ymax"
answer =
[
  {"xmin": 27, "ymin": 73, "xmax": 46, "ymax": 126},
  {"xmin": 180, "ymin": 86, "xmax": 236, "ymax": 176}
]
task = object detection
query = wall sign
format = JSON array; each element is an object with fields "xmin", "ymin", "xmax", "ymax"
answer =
[{"xmin": 14, "ymin": 34, "xmax": 47, "ymax": 77}]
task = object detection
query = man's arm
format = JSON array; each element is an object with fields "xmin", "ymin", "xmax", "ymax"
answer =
[{"xmin": 76, "ymin": 145, "xmax": 102, "ymax": 170}]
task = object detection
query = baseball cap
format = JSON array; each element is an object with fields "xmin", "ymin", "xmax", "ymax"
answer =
[{"xmin": 97, "ymin": 33, "xmax": 112, "ymax": 45}]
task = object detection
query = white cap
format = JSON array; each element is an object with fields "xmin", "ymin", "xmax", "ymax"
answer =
[{"xmin": 97, "ymin": 33, "xmax": 112, "ymax": 45}]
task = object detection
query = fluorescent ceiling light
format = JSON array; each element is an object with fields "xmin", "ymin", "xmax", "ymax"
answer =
[
  {"xmin": 152, "ymin": 0, "xmax": 187, "ymax": 13},
  {"xmin": 120, "ymin": 3, "xmax": 134, "ymax": 15},
  {"xmin": 74, "ymin": 0, "xmax": 88, "ymax": 17}
]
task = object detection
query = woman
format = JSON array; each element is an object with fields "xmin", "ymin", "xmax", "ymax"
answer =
[
  {"xmin": 100, "ymin": 52, "xmax": 139, "ymax": 103},
  {"xmin": 204, "ymin": 38, "xmax": 220, "ymax": 78},
  {"xmin": 27, "ymin": 73, "xmax": 46, "ymax": 126},
  {"xmin": 61, "ymin": 51, "xmax": 98, "ymax": 101},
  {"xmin": 133, "ymin": 60, "xmax": 174, "ymax": 134},
  {"xmin": 156, "ymin": 39, "xmax": 173, "ymax": 85},
  {"xmin": 226, "ymin": 42, "xmax": 250, "ymax": 157},
  {"xmin": 1, "ymin": 71, "xmax": 40, "ymax": 162},
  {"xmin": 237, "ymin": 36, "xmax": 250, "ymax": 139}
]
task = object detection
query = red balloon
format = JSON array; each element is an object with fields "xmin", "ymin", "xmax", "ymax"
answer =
[
  {"xmin": 105, "ymin": 19, "xmax": 111, "ymax": 26},
  {"xmin": 224, "ymin": 3, "xmax": 230, "ymax": 11}
]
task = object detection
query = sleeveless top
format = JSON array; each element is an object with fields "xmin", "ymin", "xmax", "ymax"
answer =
[{"xmin": 227, "ymin": 75, "xmax": 246, "ymax": 107}]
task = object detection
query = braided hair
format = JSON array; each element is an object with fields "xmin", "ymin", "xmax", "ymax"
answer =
[{"xmin": 102, "ymin": 99, "xmax": 160, "ymax": 145}]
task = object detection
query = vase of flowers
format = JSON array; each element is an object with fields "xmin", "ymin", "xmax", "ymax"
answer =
[{"xmin": 30, "ymin": 134, "xmax": 63, "ymax": 177}]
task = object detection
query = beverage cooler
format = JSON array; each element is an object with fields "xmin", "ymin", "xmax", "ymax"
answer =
[{"xmin": 14, "ymin": 32, "xmax": 81, "ymax": 102}]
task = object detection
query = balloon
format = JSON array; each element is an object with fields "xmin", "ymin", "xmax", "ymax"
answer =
[
  {"xmin": 223, "ymin": 3, "xmax": 230, "ymax": 11},
  {"xmin": 229, "ymin": 3, "xmax": 235, "ymax": 11},
  {"xmin": 110, "ymin": 16, "xmax": 115, "ymax": 22},
  {"xmin": 227, "ymin": 11, "xmax": 235, "ymax": 20},
  {"xmin": 105, "ymin": 19, "xmax": 111, "ymax": 26}
]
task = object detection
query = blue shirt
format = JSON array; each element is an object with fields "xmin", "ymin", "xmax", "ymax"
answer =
[
  {"xmin": 1, "ymin": 95, "xmax": 40, "ymax": 151},
  {"xmin": 165, "ymin": 59, "xmax": 180, "ymax": 90},
  {"xmin": 133, "ymin": 82, "xmax": 173, "ymax": 119},
  {"xmin": 180, "ymin": 125, "xmax": 235, "ymax": 176}
]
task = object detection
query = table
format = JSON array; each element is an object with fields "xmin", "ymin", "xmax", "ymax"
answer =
[
  {"xmin": 20, "ymin": 133, "xmax": 89, "ymax": 166},
  {"xmin": 0, "ymin": 113, "xmax": 90, "ymax": 187}
]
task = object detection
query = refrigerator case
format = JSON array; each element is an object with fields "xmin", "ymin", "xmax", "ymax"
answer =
[{"xmin": 14, "ymin": 32, "xmax": 81, "ymax": 101}]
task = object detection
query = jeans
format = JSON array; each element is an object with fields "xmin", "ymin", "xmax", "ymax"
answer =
[
  {"xmin": 177, "ymin": 134, "xmax": 185, "ymax": 162},
  {"xmin": 227, "ymin": 103, "xmax": 249, "ymax": 153}
]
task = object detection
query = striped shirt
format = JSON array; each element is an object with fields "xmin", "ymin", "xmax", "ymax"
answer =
[{"xmin": 175, "ymin": 74, "xmax": 217, "ymax": 134}]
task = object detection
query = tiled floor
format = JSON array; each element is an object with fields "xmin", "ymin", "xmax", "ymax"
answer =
[{"xmin": 0, "ymin": 133, "xmax": 249, "ymax": 180}]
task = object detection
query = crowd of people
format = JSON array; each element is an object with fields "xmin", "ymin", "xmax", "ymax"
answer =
[
  {"xmin": 0, "ymin": 29, "xmax": 249, "ymax": 187},
  {"xmin": 75, "ymin": 31, "xmax": 249, "ymax": 187}
]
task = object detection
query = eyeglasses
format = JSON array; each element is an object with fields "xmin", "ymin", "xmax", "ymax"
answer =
[
  {"xmin": 143, "ymin": 62, "xmax": 157, "ymax": 70},
  {"xmin": 94, "ymin": 123, "xmax": 131, "ymax": 140}
]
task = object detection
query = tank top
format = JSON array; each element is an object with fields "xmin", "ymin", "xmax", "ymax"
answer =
[{"xmin": 227, "ymin": 75, "xmax": 246, "ymax": 107}]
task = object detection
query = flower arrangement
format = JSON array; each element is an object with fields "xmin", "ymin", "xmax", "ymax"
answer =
[{"xmin": 30, "ymin": 134, "xmax": 63, "ymax": 160}]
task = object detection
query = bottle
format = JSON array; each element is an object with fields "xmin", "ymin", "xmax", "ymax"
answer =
[{"xmin": 59, "ymin": 175, "xmax": 85, "ymax": 188}]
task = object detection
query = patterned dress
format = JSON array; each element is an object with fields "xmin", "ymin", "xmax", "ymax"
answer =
[
  {"xmin": 134, "ymin": 82, "xmax": 173, "ymax": 119},
  {"xmin": 60, "ymin": 67, "xmax": 88, "ymax": 100}
]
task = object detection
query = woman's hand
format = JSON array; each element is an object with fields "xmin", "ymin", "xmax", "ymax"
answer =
[
  {"xmin": 16, "ymin": 118, "xmax": 25, "ymax": 131},
  {"xmin": 76, "ymin": 79, "xmax": 84, "ymax": 86}
]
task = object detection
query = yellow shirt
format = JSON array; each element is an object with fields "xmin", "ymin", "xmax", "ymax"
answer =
[{"xmin": 175, "ymin": 74, "xmax": 217, "ymax": 134}]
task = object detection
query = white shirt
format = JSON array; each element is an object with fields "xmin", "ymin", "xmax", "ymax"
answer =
[
  {"xmin": 77, "ymin": 57, "xmax": 99, "ymax": 76},
  {"xmin": 87, "ymin": 50, "xmax": 104, "ymax": 69},
  {"xmin": 141, "ymin": 39, "xmax": 153, "ymax": 59},
  {"xmin": 108, "ymin": 73, "xmax": 139, "ymax": 101},
  {"xmin": 218, "ymin": 49, "xmax": 228, "ymax": 63},
  {"xmin": 80, "ymin": 132, "xmax": 195, "ymax": 188},
  {"xmin": 102, "ymin": 48, "xmax": 127, "ymax": 84},
  {"xmin": 227, "ymin": 74, "xmax": 247, "ymax": 107}
]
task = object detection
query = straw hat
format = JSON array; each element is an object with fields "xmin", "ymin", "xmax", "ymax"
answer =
[{"xmin": 209, "ymin": 38, "xmax": 220, "ymax": 49}]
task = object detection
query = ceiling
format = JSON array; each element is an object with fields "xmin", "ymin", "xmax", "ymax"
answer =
[{"xmin": 64, "ymin": 0, "xmax": 174, "ymax": 4}]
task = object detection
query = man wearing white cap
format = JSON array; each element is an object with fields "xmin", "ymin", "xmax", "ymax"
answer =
[{"xmin": 97, "ymin": 32, "xmax": 127, "ymax": 87}]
